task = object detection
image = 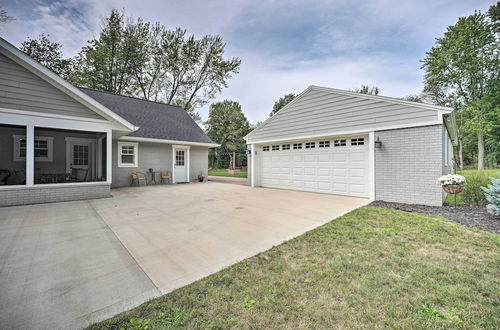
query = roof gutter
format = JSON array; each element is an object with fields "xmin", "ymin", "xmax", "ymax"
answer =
[{"xmin": 119, "ymin": 136, "xmax": 220, "ymax": 148}]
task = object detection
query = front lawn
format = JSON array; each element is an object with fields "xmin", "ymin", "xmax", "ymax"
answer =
[
  {"xmin": 445, "ymin": 169, "xmax": 499, "ymax": 205},
  {"xmin": 208, "ymin": 168, "xmax": 247, "ymax": 178},
  {"xmin": 90, "ymin": 207, "xmax": 499, "ymax": 329}
]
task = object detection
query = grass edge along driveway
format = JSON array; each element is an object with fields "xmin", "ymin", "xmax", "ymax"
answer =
[
  {"xmin": 208, "ymin": 168, "xmax": 247, "ymax": 178},
  {"xmin": 90, "ymin": 207, "xmax": 499, "ymax": 329}
]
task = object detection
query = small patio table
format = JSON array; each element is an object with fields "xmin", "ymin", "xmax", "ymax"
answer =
[{"xmin": 146, "ymin": 171, "xmax": 160, "ymax": 185}]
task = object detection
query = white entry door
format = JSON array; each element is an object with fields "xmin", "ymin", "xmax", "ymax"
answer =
[
  {"xmin": 260, "ymin": 136, "xmax": 369, "ymax": 197},
  {"xmin": 66, "ymin": 138, "xmax": 96, "ymax": 180},
  {"xmin": 174, "ymin": 148, "xmax": 188, "ymax": 183}
]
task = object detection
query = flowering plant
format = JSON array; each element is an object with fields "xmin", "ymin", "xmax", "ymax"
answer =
[{"xmin": 436, "ymin": 174, "xmax": 466, "ymax": 186}]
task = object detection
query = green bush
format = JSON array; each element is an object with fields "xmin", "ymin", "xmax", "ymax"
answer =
[{"xmin": 461, "ymin": 172, "xmax": 490, "ymax": 206}]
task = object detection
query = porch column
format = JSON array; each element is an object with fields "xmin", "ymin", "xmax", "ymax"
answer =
[
  {"xmin": 106, "ymin": 129, "xmax": 112, "ymax": 184},
  {"xmin": 26, "ymin": 124, "xmax": 34, "ymax": 186}
]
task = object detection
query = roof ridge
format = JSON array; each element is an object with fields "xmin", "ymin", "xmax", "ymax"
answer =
[{"xmin": 78, "ymin": 87, "xmax": 185, "ymax": 110}]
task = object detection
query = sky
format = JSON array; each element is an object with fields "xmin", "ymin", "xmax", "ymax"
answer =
[{"xmin": 0, "ymin": 0, "xmax": 494, "ymax": 124}]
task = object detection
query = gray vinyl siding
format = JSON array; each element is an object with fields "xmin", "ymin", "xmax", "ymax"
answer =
[
  {"xmin": 247, "ymin": 88, "xmax": 439, "ymax": 143},
  {"xmin": 375, "ymin": 125, "xmax": 444, "ymax": 206},
  {"xmin": 0, "ymin": 53, "xmax": 104, "ymax": 119},
  {"xmin": 111, "ymin": 141, "xmax": 209, "ymax": 188}
]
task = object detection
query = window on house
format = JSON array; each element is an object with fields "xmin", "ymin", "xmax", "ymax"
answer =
[
  {"xmin": 293, "ymin": 143, "xmax": 302, "ymax": 149},
  {"xmin": 319, "ymin": 141, "xmax": 330, "ymax": 148},
  {"xmin": 175, "ymin": 150, "xmax": 185, "ymax": 166},
  {"xmin": 334, "ymin": 139, "xmax": 347, "ymax": 147},
  {"xmin": 13, "ymin": 135, "xmax": 53, "ymax": 162},
  {"xmin": 118, "ymin": 142, "xmax": 138, "ymax": 167},
  {"xmin": 272, "ymin": 145, "xmax": 280, "ymax": 151},
  {"xmin": 282, "ymin": 144, "xmax": 291, "ymax": 150},
  {"xmin": 263, "ymin": 146, "xmax": 270, "ymax": 151},
  {"xmin": 351, "ymin": 138, "xmax": 365, "ymax": 146},
  {"xmin": 305, "ymin": 142, "xmax": 315, "ymax": 149}
]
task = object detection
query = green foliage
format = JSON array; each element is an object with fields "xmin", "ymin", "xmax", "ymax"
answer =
[
  {"xmin": 205, "ymin": 100, "xmax": 251, "ymax": 169},
  {"xmin": 20, "ymin": 34, "xmax": 73, "ymax": 78},
  {"xmin": 128, "ymin": 317, "xmax": 149, "ymax": 329},
  {"xmin": 270, "ymin": 93, "xmax": 296, "ymax": 117},
  {"xmin": 461, "ymin": 171, "xmax": 491, "ymax": 206},
  {"xmin": 482, "ymin": 173, "xmax": 500, "ymax": 216},
  {"xmin": 72, "ymin": 9, "xmax": 240, "ymax": 122},
  {"xmin": 156, "ymin": 307, "xmax": 191, "ymax": 326},
  {"xmin": 352, "ymin": 85, "xmax": 380, "ymax": 95},
  {"xmin": 422, "ymin": 5, "xmax": 500, "ymax": 169}
]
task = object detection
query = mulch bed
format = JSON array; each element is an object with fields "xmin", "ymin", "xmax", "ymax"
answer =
[{"xmin": 369, "ymin": 201, "xmax": 499, "ymax": 234}]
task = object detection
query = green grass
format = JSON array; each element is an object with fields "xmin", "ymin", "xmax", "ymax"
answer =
[
  {"xmin": 89, "ymin": 207, "xmax": 500, "ymax": 329},
  {"xmin": 445, "ymin": 169, "xmax": 500, "ymax": 205},
  {"xmin": 208, "ymin": 168, "xmax": 247, "ymax": 178}
]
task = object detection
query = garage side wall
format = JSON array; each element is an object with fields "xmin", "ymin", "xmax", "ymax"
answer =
[
  {"xmin": 375, "ymin": 125, "xmax": 443, "ymax": 206},
  {"xmin": 189, "ymin": 147, "xmax": 209, "ymax": 180}
]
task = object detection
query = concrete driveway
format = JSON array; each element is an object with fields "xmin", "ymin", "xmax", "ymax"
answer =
[{"xmin": 0, "ymin": 182, "xmax": 368, "ymax": 329}]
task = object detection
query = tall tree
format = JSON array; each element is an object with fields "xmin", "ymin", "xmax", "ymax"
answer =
[
  {"xmin": 422, "ymin": 7, "xmax": 499, "ymax": 170},
  {"xmin": 0, "ymin": 5, "xmax": 14, "ymax": 26},
  {"xmin": 205, "ymin": 100, "xmax": 251, "ymax": 169},
  {"xmin": 270, "ymin": 93, "xmax": 296, "ymax": 116},
  {"xmin": 20, "ymin": 34, "xmax": 73, "ymax": 78},
  {"xmin": 352, "ymin": 85, "xmax": 380, "ymax": 95}
]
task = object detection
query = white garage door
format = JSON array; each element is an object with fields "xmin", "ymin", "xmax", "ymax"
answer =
[{"xmin": 260, "ymin": 136, "xmax": 369, "ymax": 197}]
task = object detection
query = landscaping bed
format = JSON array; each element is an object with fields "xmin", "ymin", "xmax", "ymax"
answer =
[
  {"xmin": 89, "ymin": 207, "xmax": 499, "ymax": 329},
  {"xmin": 370, "ymin": 201, "xmax": 499, "ymax": 234}
]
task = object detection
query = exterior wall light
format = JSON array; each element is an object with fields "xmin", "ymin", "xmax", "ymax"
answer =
[{"xmin": 374, "ymin": 136, "xmax": 382, "ymax": 148}]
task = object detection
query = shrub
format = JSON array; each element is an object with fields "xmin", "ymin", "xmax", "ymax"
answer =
[
  {"xmin": 461, "ymin": 172, "xmax": 490, "ymax": 206},
  {"xmin": 482, "ymin": 173, "xmax": 500, "ymax": 216}
]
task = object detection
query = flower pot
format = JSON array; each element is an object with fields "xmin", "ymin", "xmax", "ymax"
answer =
[{"xmin": 443, "ymin": 185, "xmax": 464, "ymax": 194}]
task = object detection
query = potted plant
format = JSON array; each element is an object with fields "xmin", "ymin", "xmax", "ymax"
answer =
[
  {"xmin": 197, "ymin": 173, "xmax": 205, "ymax": 182},
  {"xmin": 148, "ymin": 168, "xmax": 154, "ymax": 173},
  {"xmin": 436, "ymin": 174, "xmax": 466, "ymax": 194}
]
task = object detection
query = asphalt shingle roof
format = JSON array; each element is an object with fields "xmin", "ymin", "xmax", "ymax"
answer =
[{"xmin": 79, "ymin": 87, "xmax": 214, "ymax": 144}]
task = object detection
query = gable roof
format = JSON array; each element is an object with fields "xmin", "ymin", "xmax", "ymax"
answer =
[
  {"xmin": 0, "ymin": 37, "xmax": 136, "ymax": 132},
  {"xmin": 80, "ymin": 88, "xmax": 217, "ymax": 146},
  {"xmin": 246, "ymin": 85, "xmax": 454, "ymax": 143}
]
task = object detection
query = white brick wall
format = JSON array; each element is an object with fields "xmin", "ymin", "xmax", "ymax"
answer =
[
  {"xmin": 0, "ymin": 184, "xmax": 111, "ymax": 207},
  {"xmin": 375, "ymin": 125, "xmax": 444, "ymax": 206}
]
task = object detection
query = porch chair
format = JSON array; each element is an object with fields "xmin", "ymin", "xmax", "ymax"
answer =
[
  {"xmin": 160, "ymin": 170, "xmax": 171, "ymax": 184},
  {"xmin": 70, "ymin": 168, "xmax": 88, "ymax": 182},
  {"xmin": 0, "ymin": 169, "xmax": 11, "ymax": 185},
  {"xmin": 131, "ymin": 171, "xmax": 147, "ymax": 186},
  {"xmin": 14, "ymin": 169, "xmax": 25, "ymax": 185}
]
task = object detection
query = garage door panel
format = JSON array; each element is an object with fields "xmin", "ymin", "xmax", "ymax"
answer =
[{"xmin": 260, "ymin": 136, "xmax": 369, "ymax": 198}]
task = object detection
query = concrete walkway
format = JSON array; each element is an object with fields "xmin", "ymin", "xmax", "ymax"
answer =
[
  {"xmin": 0, "ymin": 182, "xmax": 368, "ymax": 329},
  {"xmin": 208, "ymin": 175, "xmax": 247, "ymax": 185}
]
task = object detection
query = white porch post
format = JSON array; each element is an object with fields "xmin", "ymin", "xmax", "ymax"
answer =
[
  {"xmin": 369, "ymin": 131, "xmax": 375, "ymax": 201},
  {"xmin": 106, "ymin": 129, "xmax": 112, "ymax": 184},
  {"xmin": 250, "ymin": 144, "xmax": 255, "ymax": 187},
  {"xmin": 26, "ymin": 124, "xmax": 34, "ymax": 186}
]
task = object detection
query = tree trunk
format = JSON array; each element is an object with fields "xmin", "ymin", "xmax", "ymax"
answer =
[
  {"xmin": 477, "ymin": 131, "xmax": 485, "ymax": 170},
  {"xmin": 458, "ymin": 138, "xmax": 464, "ymax": 170}
]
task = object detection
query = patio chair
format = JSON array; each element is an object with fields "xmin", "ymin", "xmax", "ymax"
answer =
[
  {"xmin": 14, "ymin": 169, "xmax": 25, "ymax": 185},
  {"xmin": 70, "ymin": 168, "xmax": 88, "ymax": 182},
  {"xmin": 160, "ymin": 170, "xmax": 171, "ymax": 184},
  {"xmin": 131, "ymin": 171, "xmax": 147, "ymax": 186},
  {"xmin": 0, "ymin": 169, "xmax": 10, "ymax": 185}
]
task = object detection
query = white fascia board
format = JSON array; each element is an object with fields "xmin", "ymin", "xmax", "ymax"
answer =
[
  {"xmin": 0, "ymin": 38, "xmax": 137, "ymax": 132},
  {"xmin": 247, "ymin": 120, "xmax": 442, "ymax": 144},
  {"xmin": 119, "ymin": 136, "xmax": 220, "ymax": 148}
]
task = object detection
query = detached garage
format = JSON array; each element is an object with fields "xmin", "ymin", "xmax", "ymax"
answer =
[{"xmin": 246, "ymin": 86, "xmax": 456, "ymax": 206}]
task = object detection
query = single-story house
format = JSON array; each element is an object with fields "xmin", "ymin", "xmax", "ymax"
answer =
[
  {"xmin": 0, "ymin": 37, "xmax": 219, "ymax": 207},
  {"xmin": 245, "ymin": 85, "xmax": 456, "ymax": 206}
]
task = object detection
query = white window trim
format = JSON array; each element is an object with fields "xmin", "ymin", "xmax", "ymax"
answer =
[
  {"xmin": 13, "ymin": 134, "xmax": 53, "ymax": 162},
  {"xmin": 117, "ymin": 142, "xmax": 138, "ymax": 167}
]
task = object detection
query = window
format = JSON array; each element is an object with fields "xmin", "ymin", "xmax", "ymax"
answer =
[
  {"xmin": 13, "ymin": 135, "xmax": 53, "ymax": 162},
  {"xmin": 334, "ymin": 139, "xmax": 346, "ymax": 147},
  {"xmin": 305, "ymin": 142, "xmax": 315, "ymax": 149},
  {"xmin": 175, "ymin": 150, "xmax": 185, "ymax": 166},
  {"xmin": 351, "ymin": 138, "xmax": 365, "ymax": 146},
  {"xmin": 73, "ymin": 145, "xmax": 89, "ymax": 166},
  {"xmin": 272, "ymin": 145, "xmax": 280, "ymax": 151},
  {"xmin": 118, "ymin": 142, "xmax": 138, "ymax": 167},
  {"xmin": 319, "ymin": 141, "xmax": 330, "ymax": 148},
  {"xmin": 263, "ymin": 146, "xmax": 270, "ymax": 151},
  {"xmin": 293, "ymin": 143, "xmax": 302, "ymax": 149},
  {"xmin": 282, "ymin": 144, "xmax": 290, "ymax": 150}
]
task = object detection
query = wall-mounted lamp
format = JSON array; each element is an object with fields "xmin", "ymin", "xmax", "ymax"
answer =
[{"xmin": 374, "ymin": 136, "xmax": 383, "ymax": 148}]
